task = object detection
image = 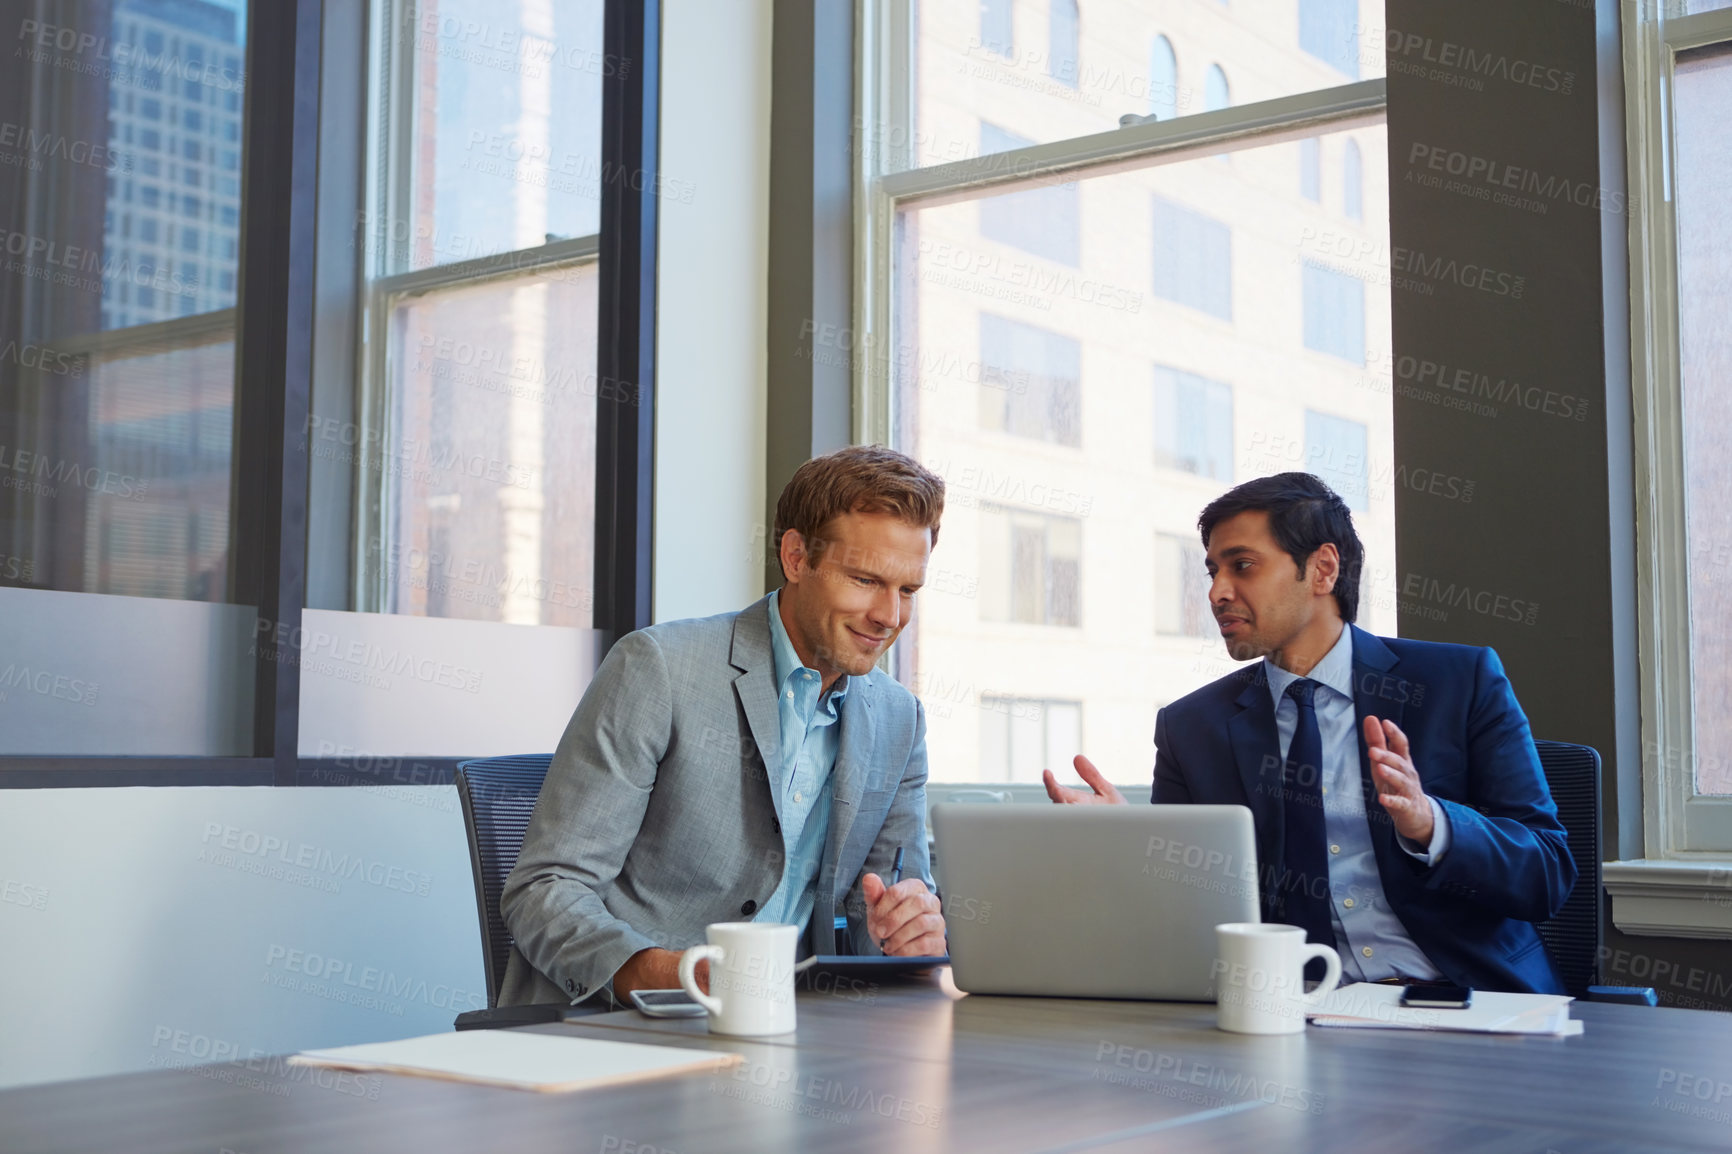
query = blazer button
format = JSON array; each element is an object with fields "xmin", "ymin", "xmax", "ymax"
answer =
[
  {"xmin": 565, "ymin": 978, "xmax": 576, "ymax": 993},
  {"xmin": 741, "ymin": 900, "xmax": 758, "ymax": 916}
]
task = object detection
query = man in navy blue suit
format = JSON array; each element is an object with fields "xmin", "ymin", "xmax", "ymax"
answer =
[{"xmin": 1044, "ymin": 473, "xmax": 1576, "ymax": 994}]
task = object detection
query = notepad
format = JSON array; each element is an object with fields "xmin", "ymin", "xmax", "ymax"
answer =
[
  {"xmin": 1307, "ymin": 983, "xmax": 1582, "ymax": 1036},
  {"xmin": 288, "ymin": 1030, "xmax": 743, "ymax": 1093}
]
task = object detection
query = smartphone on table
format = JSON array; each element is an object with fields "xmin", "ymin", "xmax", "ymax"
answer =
[
  {"xmin": 1399, "ymin": 982, "xmax": 1473, "ymax": 1009},
  {"xmin": 628, "ymin": 989, "xmax": 707, "ymax": 1018}
]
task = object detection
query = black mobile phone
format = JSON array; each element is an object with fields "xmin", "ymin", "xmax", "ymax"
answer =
[
  {"xmin": 1399, "ymin": 982, "xmax": 1473, "ymax": 1009},
  {"xmin": 628, "ymin": 989, "xmax": 707, "ymax": 1018}
]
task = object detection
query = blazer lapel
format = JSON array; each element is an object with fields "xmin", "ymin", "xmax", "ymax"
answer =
[
  {"xmin": 1349, "ymin": 626, "xmax": 1405, "ymax": 860},
  {"xmin": 1226, "ymin": 664, "xmax": 1283, "ymax": 912},
  {"xmin": 730, "ymin": 596, "xmax": 784, "ymax": 828}
]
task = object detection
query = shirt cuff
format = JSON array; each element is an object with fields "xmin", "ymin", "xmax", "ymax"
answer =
[{"xmin": 1397, "ymin": 798, "xmax": 1451, "ymax": 865}]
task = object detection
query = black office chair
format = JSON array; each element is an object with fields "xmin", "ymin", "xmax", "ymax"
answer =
[
  {"xmin": 1532, "ymin": 739, "xmax": 1655, "ymax": 1006},
  {"xmin": 452, "ymin": 754, "xmax": 596, "ymax": 1029}
]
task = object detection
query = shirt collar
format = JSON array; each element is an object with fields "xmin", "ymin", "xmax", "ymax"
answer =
[
  {"xmin": 1263, "ymin": 624, "xmax": 1354, "ymax": 709},
  {"xmin": 766, "ymin": 590, "xmax": 848, "ymax": 703}
]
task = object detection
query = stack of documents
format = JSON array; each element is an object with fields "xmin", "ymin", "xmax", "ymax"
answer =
[
  {"xmin": 1307, "ymin": 983, "xmax": 1582, "ymax": 1036},
  {"xmin": 289, "ymin": 1030, "xmax": 743, "ymax": 1092}
]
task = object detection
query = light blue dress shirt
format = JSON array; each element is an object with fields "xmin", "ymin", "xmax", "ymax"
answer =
[
  {"xmin": 754, "ymin": 590, "xmax": 846, "ymax": 936},
  {"xmin": 1264, "ymin": 627, "xmax": 1448, "ymax": 982}
]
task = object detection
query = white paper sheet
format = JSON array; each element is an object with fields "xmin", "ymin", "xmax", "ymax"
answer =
[
  {"xmin": 289, "ymin": 1030, "xmax": 742, "ymax": 1093},
  {"xmin": 1308, "ymin": 983, "xmax": 1580, "ymax": 1035}
]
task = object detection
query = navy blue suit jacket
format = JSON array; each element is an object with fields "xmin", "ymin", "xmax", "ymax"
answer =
[{"xmin": 1152, "ymin": 626, "xmax": 1576, "ymax": 994}]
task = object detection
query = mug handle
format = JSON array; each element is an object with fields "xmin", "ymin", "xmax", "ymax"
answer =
[
  {"xmin": 1299, "ymin": 944, "xmax": 1344, "ymax": 1006},
  {"xmin": 678, "ymin": 944, "xmax": 725, "ymax": 1016}
]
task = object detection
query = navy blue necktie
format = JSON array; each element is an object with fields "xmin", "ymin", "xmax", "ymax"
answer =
[{"xmin": 1280, "ymin": 679, "xmax": 1337, "ymax": 951}]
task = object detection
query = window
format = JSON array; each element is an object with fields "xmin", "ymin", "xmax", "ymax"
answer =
[
  {"xmin": 978, "ymin": 123, "xmax": 1081, "ymax": 266},
  {"xmin": 1153, "ymin": 367, "xmax": 1233, "ymax": 480},
  {"xmin": 979, "ymin": 506, "xmax": 1082, "ymax": 627},
  {"xmin": 1154, "ymin": 534, "xmax": 1214, "ymax": 638},
  {"xmin": 1205, "ymin": 63, "xmax": 1230, "ymax": 110},
  {"xmin": 1304, "ymin": 410, "xmax": 1369, "ymax": 512},
  {"xmin": 1300, "ymin": 137, "xmax": 1321, "ymax": 201},
  {"xmin": 904, "ymin": 3, "xmax": 1382, "ymax": 166},
  {"xmin": 1299, "ymin": 0, "xmax": 1360, "ymax": 79},
  {"xmin": 1343, "ymin": 138, "xmax": 1363, "ymax": 219},
  {"xmin": 979, "ymin": 314, "xmax": 1082, "ymax": 447},
  {"xmin": 980, "ymin": 0, "xmax": 1014, "ymax": 57},
  {"xmin": 0, "ymin": 0, "xmax": 248, "ymax": 756},
  {"xmin": 1049, "ymin": 0, "xmax": 1080, "ymax": 88},
  {"xmin": 1301, "ymin": 260, "xmax": 1365, "ymax": 363},
  {"xmin": 1625, "ymin": 10, "xmax": 1732, "ymax": 861},
  {"xmin": 356, "ymin": 0, "xmax": 606, "ymax": 625},
  {"xmin": 1152, "ymin": 196, "xmax": 1233, "ymax": 320},
  {"xmin": 979, "ymin": 697, "xmax": 1083, "ymax": 782},
  {"xmin": 872, "ymin": 7, "xmax": 1394, "ymax": 782},
  {"xmin": 1150, "ymin": 35, "xmax": 1178, "ymax": 120}
]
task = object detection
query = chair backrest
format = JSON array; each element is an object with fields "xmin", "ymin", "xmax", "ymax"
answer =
[
  {"xmin": 455, "ymin": 755, "xmax": 553, "ymax": 1009},
  {"xmin": 1532, "ymin": 739, "xmax": 1602, "ymax": 999}
]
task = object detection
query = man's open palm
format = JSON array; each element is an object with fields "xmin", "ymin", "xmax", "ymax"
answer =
[{"xmin": 1042, "ymin": 755, "xmax": 1128, "ymax": 805}]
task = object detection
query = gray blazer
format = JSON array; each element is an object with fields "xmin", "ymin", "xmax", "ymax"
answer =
[{"xmin": 497, "ymin": 594, "xmax": 934, "ymax": 1008}]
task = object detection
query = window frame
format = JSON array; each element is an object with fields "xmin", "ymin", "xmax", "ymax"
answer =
[
  {"xmin": 853, "ymin": 0, "xmax": 1387, "ymax": 448},
  {"xmin": 0, "ymin": 0, "xmax": 660, "ymax": 789},
  {"xmin": 1621, "ymin": 4, "xmax": 1732, "ymax": 861}
]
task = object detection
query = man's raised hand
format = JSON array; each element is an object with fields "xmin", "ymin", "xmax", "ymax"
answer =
[{"xmin": 1042, "ymin": 754, "xmax": 1128, "ymax": 806}]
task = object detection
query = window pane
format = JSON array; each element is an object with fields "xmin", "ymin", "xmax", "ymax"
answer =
[
  {"xmin": 380, "ymin": 263, "xmax": 598, "ymax": 627},
  {"xmin": 1300, "ymin": 137, "xmax": 1322, "ymax": 202},
  {"xmin": 1304, "ymin": 409, "xmax": 1369, "ymax": 513},
  {"xmin": 979, "ymin": 314, "xmax": 1082, "ymax": 446},
  {"xmin": 978, "ymin": 123, "xmax": 1080, "ymax": 265},
  {"xmin": 1674, "ymin": 44, "xmax": 1732, "ymax": 796},
  {"xmin": 895, "ymin": 125, "xmax": 1394, "ymax": 781},
  {"xmin": 1153, "ymin": 366, "xmax": 1233, "ymax": 480},
  {"xmin": 2, "ymin": 0, "xmax": 246, "ymax": 601},
  {"xmin": 1302, "ymin": 259, "xmax": 1367, "ymax": 363},
  {"xmin": 390, "ymin": 0, "xmax": 605, "ymax": 270},
  {"xmin": 1152, "ymin": 196, "xmax": 1232, "ymax": 320},
  {"xmin": 908, "ymin": 1, "xmax": 1382, "ymax": 168}
]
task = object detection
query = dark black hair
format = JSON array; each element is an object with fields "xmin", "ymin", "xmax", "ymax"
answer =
[{"xmin": 1196, "ymin": 472, "xmax": 1364, "ymax": 623}]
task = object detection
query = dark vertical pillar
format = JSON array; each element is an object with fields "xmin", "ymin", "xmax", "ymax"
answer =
[
  {"xmin": 1384, "ymin": 0, "xmax": 1635, "ymax": 860},
  {"xmin": 233, "ymin": 0, "xmax": 322, "ymax": 782},
  {"xmin": 764, "ymin": 0, "xmax": 853, "ymax": 583},
  {"xmin": 594, "ymin": 0, "xmax": 661, "ymax": 646}
]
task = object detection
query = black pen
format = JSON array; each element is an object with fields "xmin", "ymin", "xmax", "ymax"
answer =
[{"xmin": 890, "ymin": 846, "xmax": 905, "ymax": 887}]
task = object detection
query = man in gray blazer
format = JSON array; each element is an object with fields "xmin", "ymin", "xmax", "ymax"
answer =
[{"xmin": 499, "ymin": 445, "xmax": 948, "ymax": 1007}]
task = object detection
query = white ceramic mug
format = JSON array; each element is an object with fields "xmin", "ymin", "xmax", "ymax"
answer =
[
  {"xmin": 1213, "ymin": 922, "xmax": 1343, "ymax": 1035},
  {"xmin": 678, "ymin": 922, "xmax": 798, "ymax": 1037}
]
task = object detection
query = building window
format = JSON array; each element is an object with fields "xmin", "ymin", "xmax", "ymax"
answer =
[
  {"xmin": 1300, "ymin": 137, "xmax": 1321, "ymax": 202},
  {"xmin": 1299, "ymin": 0, "xmax": 1360, "ymax": 79},
  {"xmin": 1155, "ymin": 533, "xmax": 1214, "ymax": 638},
  {"xmin": 979, "ymin": 697, "xmax": 1083, "ymax": 782},
  {"xmin": 1149, "ymin": 35, "xmax": 1177, "ymax": 120},
  {"xmin": 1205, "ymin": 63, "xmax": 1230, "ymax": 110},
  {"xmin": 980, "ymin": 0, "xmax": 1013, "ymax": 58},
  {"xmin": 1049, "ymin": 0, "xmax": 1080, "ymax": 88},
  {"xmin": 1301, "ymin": 260, "xmax": 1366, "ymax": 363},
  {"xmin": 1343, "ymin": 138, "xmax": 1363, "ymax": 219},
  {"xmin": 978, "ymin": 121, "xmax": 1081, "ymax": 266},
  {"xmin": 1151, "ymin": 196, "xmax": 1232, "ymax": 320},
  {"xmin": 1153, "ymin": 366, "xmax": 1233, "ymax": 481},
  {"xmin": 1304, "ymin": 410, "xmax": 1369, "ymax": 512},
  {"xmin": 979, "ymin": 314, "xmax": 1082, "ymax": 447},
  {"xmin": 980, "ymin": 505, "xmax": 1082, "ymax": 627}
]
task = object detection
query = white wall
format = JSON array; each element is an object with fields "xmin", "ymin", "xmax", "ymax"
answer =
[
  {"xmin": 0, "ymin": 3, "xmax": 777, "ymax": 1091},
  {"xmin": 652, "ymin": 0, "xmax": 773, "ymax": 624},
  {"xmin": 0, "ymin": 786, "xmax": 480, "ymax": 1090}
]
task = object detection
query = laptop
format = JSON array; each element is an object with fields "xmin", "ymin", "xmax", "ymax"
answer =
[{"xmin": 933, "ymin": 803, "xmax": 1260, "ymax": 1001}]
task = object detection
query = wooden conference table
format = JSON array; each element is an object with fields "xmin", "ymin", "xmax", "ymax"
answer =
[{"xmin": 5, "ymin": 970, "xmax": 1731, "ymax": 1153}]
